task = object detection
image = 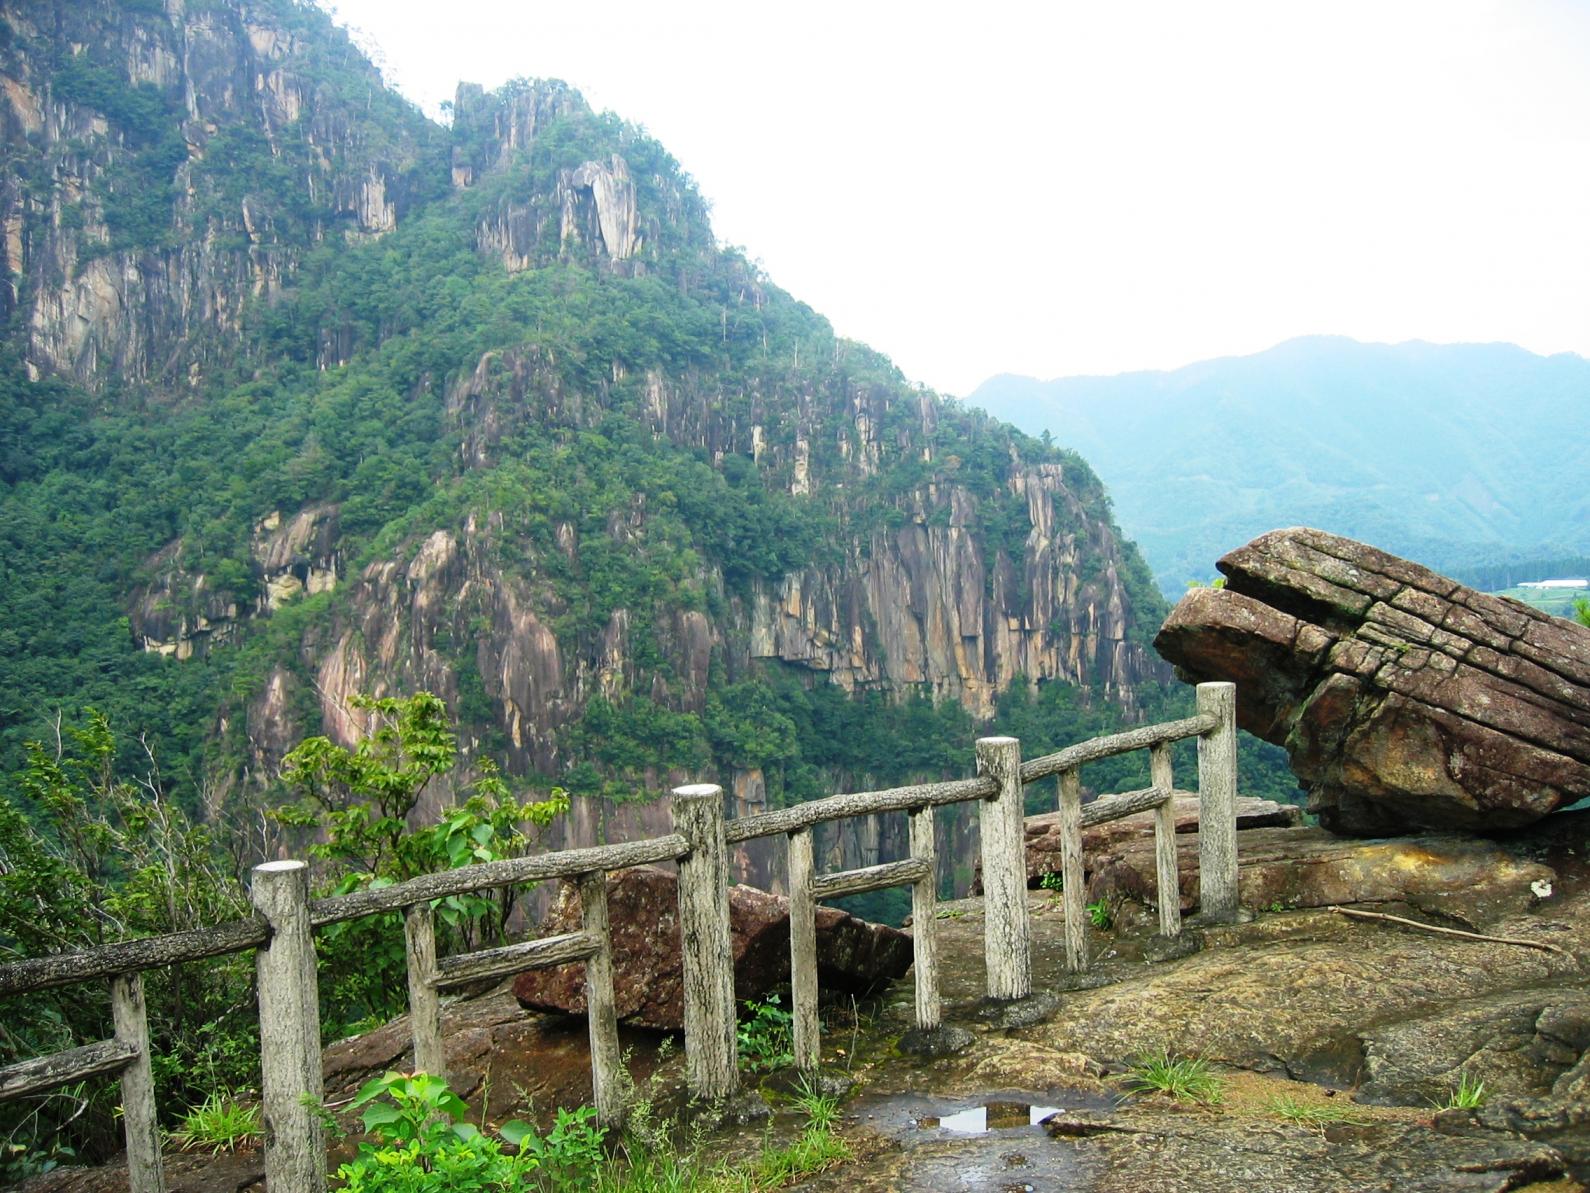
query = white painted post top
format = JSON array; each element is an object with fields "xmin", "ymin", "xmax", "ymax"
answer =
[
  {"xmin": 976, "ymin": 736, "xmax": 1019, "ymax": 746},
  {"xmin": 672, "ymin": 783, "xmax": 723, "ymax": 798},
  {"xmin": 254, "ymin": 860, "xmax": 308, "ymax": 874}
]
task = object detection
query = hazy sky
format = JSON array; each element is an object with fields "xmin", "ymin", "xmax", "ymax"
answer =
[{"xmin": 324, "ymin": 0, "xmax": 1590, "ymax": 396}]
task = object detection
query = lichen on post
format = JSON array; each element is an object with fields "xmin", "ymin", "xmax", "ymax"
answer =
[
  {"xmin": 976, "ymin": 736, "xmax": 1031, "ymax": 1001},
  {"xmin": 670, "ymin": 785, "xmax": 739, "ymax": 1103}
]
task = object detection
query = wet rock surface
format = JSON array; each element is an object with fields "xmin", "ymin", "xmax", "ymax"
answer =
[
  {"xmin": 1154, "ymin": 527, "xmax": 1590, "ymax": 835},
  {"xmin": 512, "ymin": 865, "xmax": 911, "ymax": 1029}
]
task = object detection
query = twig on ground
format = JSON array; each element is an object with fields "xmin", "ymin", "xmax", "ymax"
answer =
[{"xmin": 1329, "ymin": 905, "xmax": 1572, "ymax": 958}]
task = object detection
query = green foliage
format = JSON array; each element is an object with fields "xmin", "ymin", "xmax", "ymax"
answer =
[
  {"xmin": 1264, "ymin": 1094, "xmax": 1364, "ymax": 1129},
  {"xmin": 277, "ymin": 692, "xmax": 568, "ymax": 1033},
  {"xmin": 0, "ymin": 712, "xmax": 255, "ymax": 1168},
  {"xmin": 736, "ymin": 995, "xmax": 795, "ymax": 1075},
  {"xmin": 169, "ymin": 1093, "xmax": 262, "ymax": 1154},
  {"xmin": 1574, "ymin": 597, "xmax": 1590, "ymax": 629},
  {"xmin": 335, "ymin": 1071, "xmax": 543, "ymax": 1192},
  {"xmin": 1086, "ymin": 898, "xmax": 1115, "ymax": 931},
  {"xmin": 1038, "ymin": 871, "xmax": 1064, "ymax": 892},
  {"xmin": 1438, "ymin": 1071, "xmax": 1487, "ymax": 1110},
  {"xmin": 1122, "ymin": 1053, "xmax": 1224, "ymax": 1106}
]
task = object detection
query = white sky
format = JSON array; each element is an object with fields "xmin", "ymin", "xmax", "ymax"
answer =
[{"xmin": 324, "ymin": 0, "xmax": 1590, "ymax": 396}]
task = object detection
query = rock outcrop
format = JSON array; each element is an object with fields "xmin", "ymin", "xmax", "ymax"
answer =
[
  {"xmin": 511, "ymin": 865, "xmax": 912, "ymax": 1029},
  {"xmin": 1155, "ymin": 528, "xmax": 1590, "ymax": 834}
]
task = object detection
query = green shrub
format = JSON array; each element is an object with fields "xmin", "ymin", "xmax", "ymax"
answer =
[{"xmin": 736, "ymin": 995, "xmax": 795, "ymax": 1074}]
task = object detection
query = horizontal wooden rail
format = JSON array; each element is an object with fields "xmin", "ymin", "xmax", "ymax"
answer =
[
  {"xmin": 810, "ymin": 857, "xmax": 931, "ymax": 901},
  {"xmin": 1080, "ymin": 785, "xmax": 1174, "ymax": 827},
  {"xmin": 0, "ymin": 918, "xmax": 268, "ymax": 996},
  {"xmin": 726, "ymin": 776, "xmax": 997, "ymax": 843},
  {"xmin": 1020, "ymin": 714, "xmax": 1216, "ymax": 783},
  {"xmin": 0, "ymin": 1039, "xmax": 139, "ymax": 1101},
  {"xmin": 311, "ymin": 835, "xmax": 689, "ymax": 926},
  {"xmin": 432, "ymin": 930, "xmax": 598, "ymax": 990}
]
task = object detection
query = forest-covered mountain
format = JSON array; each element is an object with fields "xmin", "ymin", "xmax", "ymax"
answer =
[
  {"xmin": 0, "ymin": 0, "xmax": 1216, "ymax": 890},
  {"xmin": 972, "ymin": 336, "xmax": 1590, "ymax": 594}
]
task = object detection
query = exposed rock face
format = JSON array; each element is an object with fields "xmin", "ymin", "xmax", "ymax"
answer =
[
  {"xmin": 511, "ymin": 865, "xmax": 912, "ymax": 1029},
  {"xmin": 1155, "ymin": 528, "xmax": 1590, "ymax": 834},
  {"xmin": 1, "ymin": 0, "xmax": 437, "ymax": 389}
]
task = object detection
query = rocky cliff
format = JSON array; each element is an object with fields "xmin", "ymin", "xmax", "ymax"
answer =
[
  {"xmin": 1, "ymin": 0, "xmax": 1170, "ymax": 894},
  {"xmin": 0, "ymin": 0, "xmax": 441, "ymax": 388}
]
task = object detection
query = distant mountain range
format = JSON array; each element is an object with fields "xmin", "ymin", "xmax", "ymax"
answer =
[{"xmin": 971, "ymin": 336, "xmax": 1590, "ymax": 593}]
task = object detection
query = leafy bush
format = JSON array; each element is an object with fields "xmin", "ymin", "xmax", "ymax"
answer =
[
  {"xmin": 335, "ymin": 1072, "xmax": 604, "ymax": 1192},
  {"xmin": 736, "ymin": 995, "xmax": 795, "ymax": 1075},
  {"xmin": 276, "ymin": 692, "xmax": 567, "ymax": 1034}
]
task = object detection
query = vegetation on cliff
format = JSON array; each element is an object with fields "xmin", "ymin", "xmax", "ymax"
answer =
[{"xmin": 0, "ymin": 0, "xmax": 1181, "ymax": 822}]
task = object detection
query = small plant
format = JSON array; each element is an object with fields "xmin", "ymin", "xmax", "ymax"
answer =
[
  {"xmin": 334, "ymin": 1071, "xmax": 546, "ymax": 1192},
  {"xmin": 169, "ymin": 1092, "xmax": 262, "ymax": 1154},
  {"xmin": 737, "ymin": 994, "xmax": 795, "ymax": 1074},
  {"xmin": 513, "ymin": 1105, "xmax": 605, "ymax": 1188},
  {"xmin": 1038, "ymin": 871, "xmax": 1064, "ymax": 892},
  {"xmin": 1266, "ymin": 1094, "xmax": 1364, "ymax": 1129},
  {"xmin": 1438, "ymin": 1071, "xmax": 1488, "ymax": 1110},
  {"xmin": 790, "ymin": 1075, "xmax": 841, "ymax": 1133},
  {"xmin": 1122, "ymin": 1052, "xmax": 1223, "ymax": 1105},
  {"xmin": 1087, "ymin": 897, "xmax": 1115, "ymax": 931},
  {"xmin": 1266, "ymin": 899, "xmax": 1287, "ymax": 913}
]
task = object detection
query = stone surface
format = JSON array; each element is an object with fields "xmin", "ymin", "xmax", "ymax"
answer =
[
  {"xmin": 1089, "ymin": 825, "xmax": 1556, "ymax": 925},
  {"xmin": 511, "ymin": 865, "xmax": 912, "ymax": 1029},
  {"xmin": 1155, "ymin": 527, "xmax": 1590, "ymax": 834},
  {"xmin": 1017, "ymin": 793, "xmax": 1302, "ymax": 884}
]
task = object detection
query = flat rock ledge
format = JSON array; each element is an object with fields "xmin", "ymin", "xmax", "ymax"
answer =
[{"xmin": 1155, "ymin": 526, "xmax": 1590, "ymax": 835}]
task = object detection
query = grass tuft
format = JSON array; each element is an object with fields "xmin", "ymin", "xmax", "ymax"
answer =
[
  {"xmin": 1265, "ymin": 1094, "xmax": 1364, "ymax": 1129},
  {"xmin": 168, "ymin": 1092, "xmax": 262, "ymax": 1154},
  {"xmin": 1121, "ymin": 1052, "xmax": 1224, "ymax": 1105},
  {"xmin": 1436, "ymin": 1071, "xmax": 1487, "ymax": 1110}
]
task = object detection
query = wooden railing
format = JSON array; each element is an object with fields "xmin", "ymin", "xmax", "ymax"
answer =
[{"xmin": 0, "ymin": 682, "xmax": 1238, "ymax": 1193}]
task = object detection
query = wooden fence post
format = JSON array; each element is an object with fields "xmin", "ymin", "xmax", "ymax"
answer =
[
  {"xmin": 1149, "ymin": 742, "xmax": 1182, "ymax": 938},
  {"xmin": 670, "ymin": 785, "xmax": 739, "ymax": 1103},
  {"xmin": 785, "ymin": 828, "xmax": 820, "ymax": 1072},
  {"xmin": 577, "ymin": 870, "xmax": 625, "ymax": 1126},
  {"xmin": 907, "ymin": 806, "xmax": 940, "ymax": 1030},
  {"xmin": 1057, "ymin": 768, "xmax": 1086, "ymax": 972},
  {"xmin": 976, "ymin": 737, "xmax": 1030, "ymax": 1001},
  {"xmin": 110, "ymin": 973, "xmax": 165, "ymax": 1193},
  {"xmin": 251, "ymin": 860, "xmax": 327, "ymax": 1193},
  {"xmin": 404, "ymin": 903, "xmax": 445, "ymax": 1081},
  {"xmin": 1196, "ymin": 682, "xmax": 1239, "ymax": 923}
]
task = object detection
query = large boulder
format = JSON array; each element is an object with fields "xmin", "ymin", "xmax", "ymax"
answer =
[
  {"xmin": 512, "ymin": 866, "xmax": 912, "ymax": 1029},
  {"xmin": 1155, "ymin": 528, "xmax": 1590, "ymax": 835}
]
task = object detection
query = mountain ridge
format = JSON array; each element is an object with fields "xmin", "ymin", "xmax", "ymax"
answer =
[{"xmin": 971, "ymin": 336, "xmax": 1590, "ymax": 593}]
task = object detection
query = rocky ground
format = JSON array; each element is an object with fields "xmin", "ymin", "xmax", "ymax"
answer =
[
  {"xmin": 20, "ymin": 809, "xmax": 1590, "ymax": 1192},
  {"xmin": 794, "ymin": 809, "xmax": 1590, "ymax": 1192}
]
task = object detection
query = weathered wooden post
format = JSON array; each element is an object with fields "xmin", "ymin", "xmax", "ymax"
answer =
[
  {"xmin": 1056, "ymin": 767, "xmax": 1087, "ymax": 971},
  {"xmin": 670, "ymin": 785, "xmax": 739, "ymax": 1102},
  {"xmin": 577, "ymin": 869, "xmax": 625, "ymax": 1126},
  {"xmin": 109, "ymin": 973, "xmax": 165, "ymax": 1193},
  {"xmin": 403, "ymin": 903, "xmax": 446, "ymax": 1081},
  {"xmin": 251, "ymin": 860, "xmax": 327, "ymax": 1193},
  {"xmin": 1149, "ymin": 742, "xmax": 1182, "ymax": 938},
  {"xmin": 785, "ymin": 827, "xmax": 820, "ymax": 1072},
  {"xmin": 907, "ymin": 806, "xmax": 940, "ymax": 1030},
  {"xmin": 1196, "ymin": 682, "xmax": 1239, "ymax": 923},
  {"xmin": 975, "ymin": 737, "xmax": 1031, "ymax": 1001}
]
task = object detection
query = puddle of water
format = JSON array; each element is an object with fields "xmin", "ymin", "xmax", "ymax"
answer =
[{"xmin": 918, "ymin": 1102, "xmax": 1063, "ymax": 1134}]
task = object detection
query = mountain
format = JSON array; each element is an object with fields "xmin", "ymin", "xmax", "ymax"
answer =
[
  {"xmin": 971, "ymin": 336, "xmax": 1590, "ymax": 594},
  {"xmin": 0, "ymin": 0, "xmax": 1179, "ymax": 883}
]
